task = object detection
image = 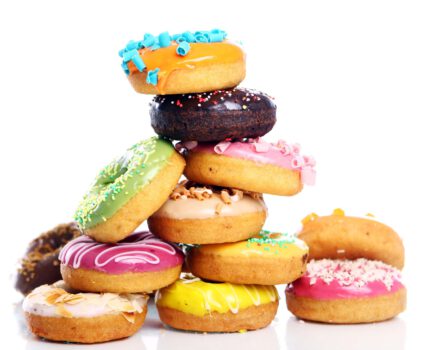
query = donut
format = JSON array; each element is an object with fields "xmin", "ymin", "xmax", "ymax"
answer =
[
  {"xmin": 285, "ymin": 259, "xmax": 406, "ymax": 323},
  {"xmin": 74, "ymin": 137, "xmax": 185, "ymax": 243},
  {"xmin": 180, "ymin": 138, "xmax": 316, "ymax": 195},
  {"xmin": 23, "ymin": 281, "xmax": 148, "ymax": 343},
  {"xmin": 299, "ymin": 209, "xmax": 405, "ymax": 269},
  {"xmin": 187, "ymin": 230, "xmax": 309, "ymax": 285},
  {"xmin": 148, "ymin": 181, "xmax": 267, "ymax": 244},
  {"xmin": 155, "ymin": 274, "xmax": 279, "ymax": 332},
  {"xmin": 15, "ymin": 222, "xmax": 81, "ymax": 295},
  {"xmin": 149, "ymin": 88, "xmax": 276, "ymax": 142},
  {"xmin": 59, "ymin": 231, "xmax": 184, "ymax": 293},
  {"xmin": 119, "ymin": 29, "xmax": 245, "ymax": 95}
]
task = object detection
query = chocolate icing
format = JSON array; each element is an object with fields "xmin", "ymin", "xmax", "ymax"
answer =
[
  {"xmin": 15, "ymin": 222, "xmax": 81, "ymax": 295},
  {"xmin": 149, "ymin": 87, "xmax": 276, "ymax": 141}
]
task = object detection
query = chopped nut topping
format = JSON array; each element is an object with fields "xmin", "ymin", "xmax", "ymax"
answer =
[{"xmin": 215, "ymin": 203, "xmax": 224, "ymax": 215}]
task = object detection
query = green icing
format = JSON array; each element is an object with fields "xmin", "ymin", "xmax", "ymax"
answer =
[{"xmin": 74, "ymin": 137, "xmax": 175, "ymax": 229}]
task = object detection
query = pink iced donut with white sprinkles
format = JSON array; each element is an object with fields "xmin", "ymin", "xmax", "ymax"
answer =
[
  {"xmin": 59, "ymin": 231, "xmax": 184, "ymax": 293},
  {"xmin": 181, "ymin": 138, "xmax": 316, "ymax": 195},
  {"xmin": 285, "ymin": 259, "xmax": 406, "ymax": 324}
]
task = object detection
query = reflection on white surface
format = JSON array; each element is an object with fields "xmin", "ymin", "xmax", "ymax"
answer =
[
  {"xmin": 156, "ymin": 322, "xmax": 280, "ymax": 350},
  {"xmin": 285, "ymin": 316, "xmax": 406, "ymax": 350}
]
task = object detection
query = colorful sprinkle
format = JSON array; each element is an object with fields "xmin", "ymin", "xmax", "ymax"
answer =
[
  {"xmin": 146, "ymin": 68, "xmax": 160, "ymax": 85},
  {"xmin": 176, "ymin": 41, "xmax": 190, "ymax": 56}
]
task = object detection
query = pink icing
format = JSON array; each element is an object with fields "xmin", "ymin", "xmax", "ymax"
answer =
[
  {"xmin": 286, "ymin": 259, "xmax": 404, "ymax": 300},
  {"xmin": 59, "ymin": 231, "xmax": 184, "ymax": 274},
  {"xmin": 182, "ymin": 138, "xmax": 316, "ymax": 185}
]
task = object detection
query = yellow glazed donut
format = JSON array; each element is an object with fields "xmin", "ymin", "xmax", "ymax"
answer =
[
  {"xmin": 155, "ymin": 274, "xmax": 279, "ymax": 332},
  {"xmin": 120, "ymin": 30, "xmax": 246, "ymax": 95},
  {"xmin": 23, "ymin": 281, "xmax": 148, "ymax": 343},
  {"xmin": 187, "ymin": 231, "xmax": 309, "ymax": 285},
  {"xmin": 299, "ymin": 209, "xmax": 405, "ymax": 269},
  {"xmin": 74, "ymin": 137, "xmax": 185, "ymax": 243},
  {"xmin": 148, "ymin": 181, "xmax": 267, "ymax": 244},
  {"xmin": 286, "ymin": 259, "xmax": 406, "ymax": 323},
  {"xmin": 181, "ymin": 139, "xmax": 316, "ymax": 196}
]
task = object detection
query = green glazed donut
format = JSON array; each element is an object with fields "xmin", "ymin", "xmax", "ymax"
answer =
[{"xmin": 74, "ymin": 137, "xmax": 185, "ymax": 242}]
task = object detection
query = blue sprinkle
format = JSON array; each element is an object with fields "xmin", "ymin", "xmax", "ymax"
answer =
[
  {"xmin": 176, "ymin": 41, "xmax": 190, "ymax": 56},
  {"xmin": 172, "ymin": 33, "xmax": 182, "ymax": 40},
  {"xmin": 143, "ymin": 33, "xmax": 155, "ymax": 47},
  {"xmin": 118, "ymin": 48, "xmax": 126, "ymax": 58},
  {"xmin": 195, "ymin": 34, "xmax": 208, "ymax": 43},
  {"xmin": 122, "ymin": 49, "xmax": 138, "ymax": 63},
  {"xmin": 151, "ymin": 43, "xmax": 161, "ymax": 51},
  {"xmin": 136, "ymin": 40, "xmax": 145, "ymax": 49},
  {"xmin": 131, "ymin": 54, "xmax": 146, "ymax": 71},
  {"xmin": 158, "ymin": 32, "xmax": 171, "ymax": 47},
  {"xmin": 125, "ymin": 40, "xmax": 138, "ymax": 51},
  {"xmin": 121, "ymin": 62, "xmax": 130, "ymax": 75},
  {"xmin": 146, "ymin": 68, "xmax": 160, "ymax": 85},
  {"xmin": 208, "ymin": 32, "xmax": 225, "ymax": 42},
  {"xmin": 182, "ymin": 31, "xmax": 196, "ymax": 42},
  {"xmin": 175, "ymin": 36, "xmax": 187, "ymax": 44}
]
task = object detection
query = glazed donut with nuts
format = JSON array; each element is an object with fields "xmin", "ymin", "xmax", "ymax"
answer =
[{"xmin": 148, "ymin": 180, "xmax": 267, "ymax": 244}]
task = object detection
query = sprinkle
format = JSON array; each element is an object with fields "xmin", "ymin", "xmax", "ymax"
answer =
[
  {"xmin": 176, "ymin": 41, "xmax": 190, "ymax": 56},
  {"xmin": 131, "ymin": 54, "xmax": 146, "ymax": 72},
  {"xmin": 333, "ymin": 208, "xmax": 345, "ymax": 216},
  {"xmin": 122, "ymin": 49, "xmax": 138, "ymax": 63},
  {"xmin": 182, "ymin": 31, "xmax": 196, "ymax": 42},
  {"xmin": 158, "ymin": 32, "xmax": 171, "ymax": 47},
  {"xmin": 125, "ymin": 40, "xmax": 138, "ymax": 51},
  {"xmin": 146, "ymin": 68, "xmax": 160, "ymax": 85},
  {"xmin": 195, "ymin": 34, "xmax": 208, "ymax": 43},
  {"xmin": 142, "ymin": 33, "xmax": 155, "ymax": 47},
  {"xmin": 150, "ymin": 43, "xmax": 160, "ymax": 51}
]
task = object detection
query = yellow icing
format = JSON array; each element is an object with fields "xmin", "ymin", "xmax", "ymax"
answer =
[
  {"xmin": 196, "ymin": 231, "xmax": 308, "ymax": 258},
  {"xmin": 156, "ymin": 275, "xmax": 278, "ymax": 317}
]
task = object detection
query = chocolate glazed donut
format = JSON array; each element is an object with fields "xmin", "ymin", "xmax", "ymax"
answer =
[
  {"xmin": 149, "ymin": 87, "xmax": 276, "ymax": 142},
  {"xmin": 15, "ymin": 222, "xmax": 81, "ymax": 295}
]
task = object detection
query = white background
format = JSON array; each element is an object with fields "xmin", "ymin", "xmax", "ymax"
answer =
[{"xmin": 0, "ymin": 1, "xmax": 424, "ymax": 349}]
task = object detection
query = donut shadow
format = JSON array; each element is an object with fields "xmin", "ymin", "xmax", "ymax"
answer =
[
  {"xmin": 285, "ymin": 316, "xmax": 406, "ymax": 350},
  {"xmin": 156, "ymin": 323, "xmax": 280, "ymax": 350}
]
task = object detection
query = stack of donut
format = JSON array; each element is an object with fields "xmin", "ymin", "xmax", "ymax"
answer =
[
  {"xmin": 20, "ymin": 29, "xmax": 405, "ymax": 344},
  {"xmin": 285, "ymin": 209, "xmax": 406, "ymax": 323}
]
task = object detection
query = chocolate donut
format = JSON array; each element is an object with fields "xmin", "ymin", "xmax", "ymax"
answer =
[
  {"xmin": 15, "ymin": 222, "xmax": 81, "ymax": 295},
  {"xmin": 149, "ymin": 88, "xmax": 276, "ymax": 141}
]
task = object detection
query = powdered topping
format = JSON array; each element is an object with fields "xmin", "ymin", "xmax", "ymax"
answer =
[
  {"xmin": 287, "ymin": 259, "xmax": 404, "ymax": 300},
  {"xmin": 23, "ymin": 281, "xmax": 148, "ymax": 321},
  {"xmin": 180, "ymin": 138, "xmax": 316, "ymax": 185},
  {"xmin": 59, "ymin": 231, "xmax": 184, "ymax": 274}
]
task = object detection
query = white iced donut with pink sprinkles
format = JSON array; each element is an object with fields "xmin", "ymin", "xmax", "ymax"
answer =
[
  {"xmin": 180, "ymin": 138, "xmax": 316, "ymax": 196},
  {"xmin": 59, "ymin": 231, "xmax": 184, "ymax": 293},
  {"xmin": 285, "ymin": 258, "xmax": 406, "ymax": 324}
]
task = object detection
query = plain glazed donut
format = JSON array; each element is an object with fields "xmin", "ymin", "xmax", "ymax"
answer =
[
  {"xmin": 23, "ymin": 281, "xmax": 148, "ymax": 343},
  {"xmin": 120, "ymin": 30, "xmax": 246, "ymax": 95},
  {"xmin": 148, "ymin": 181, "xmax": 267, "ymax": 244},
  {"xmin": 187, "ymin": 230, "xmax": 309, "ymax": 285},
  {"xmin": 59, "ymin": 232, "xmax": 184, "ymax": 293},
  {"xmin": 156, "ymin": 274, "xmax": 279, "ymax": 332},
  {"xmin": 299, "ymin": 209, "xmax": 405, "ymax": 269},
  {"xmin": 181, "ymin": 138, "xmax": 316, "ymax": 196},
  {"xmin": 285, "ymin": 259, "xmax": 406, "ymax": 324},
  {"xmin": 74, "ymin": 137, "xmax": 185, "ymax": 243}
]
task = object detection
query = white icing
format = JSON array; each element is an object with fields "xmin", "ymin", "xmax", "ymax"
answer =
[{"xmin": 23, "ymin": 281, "xmax": 148, "ymax": 318}]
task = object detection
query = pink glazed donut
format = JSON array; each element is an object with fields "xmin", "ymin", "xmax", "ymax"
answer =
[
  {"xmin": 285, "ymin": 258, "xmax": 406, "ymax": 323},
  {"xmin": 59, "ymin": 231, "xmax": 184, "ymax": 293},
  {"xmin": 181, "ymin": 138, "xmax": 316, "ymax": 195}
]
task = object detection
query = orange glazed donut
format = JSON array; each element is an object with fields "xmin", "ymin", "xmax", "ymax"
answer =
[
  {"xmin": 119, "ymin": 29, "xmax": 246, "ymax": 95},
  {"xmin": 286, "ymin": 259, "xmax": 406, "ymax": 324},
  {"xmin": 23, "ymin": 281, "xmax": 148, "ymax": 343},
  {"xmin": 299, "ymin": 209, "xmax": 405, "ymax": 269},
  {"xmin": 187, "ymin": 230, "xmax": 309, "ymax": 285},
  {"xmin": 148, "ymin": 181, "xmax": 267, "ymax": 244}
]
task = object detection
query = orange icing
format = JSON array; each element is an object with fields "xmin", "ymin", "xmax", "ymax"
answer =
[{"xmin": 127, "ymin": 41, "xmax": 245, "ymax": 94}]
